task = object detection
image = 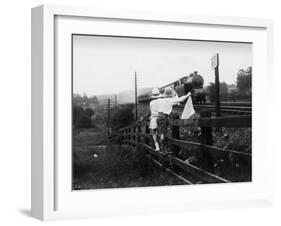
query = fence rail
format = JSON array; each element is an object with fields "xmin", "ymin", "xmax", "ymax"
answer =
[
  {"xmin": 170, "ymin": 138, "xmax": 251, "ymax": 157},
  {"xmin": 118, "ymin": 111, "xmax": 251, "ymax": 184},
  {"xmin": 170, "ymin": 115, "xmax": 251, "ymax": 128}
]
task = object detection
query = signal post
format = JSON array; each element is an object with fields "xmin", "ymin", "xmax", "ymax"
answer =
[{"xmin": 211, "ymin": 53, "xmax": 221, "ymax": 117}]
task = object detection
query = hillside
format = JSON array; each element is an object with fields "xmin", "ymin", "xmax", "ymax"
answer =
[{"xmin": 96, "ymin": 88, "xmax": 152, "ymax": 104}]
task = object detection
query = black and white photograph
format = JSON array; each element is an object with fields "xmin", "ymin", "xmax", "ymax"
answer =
[{"xmin": 72, "ymin": 35, "xmax": 252, "ymax": 190}]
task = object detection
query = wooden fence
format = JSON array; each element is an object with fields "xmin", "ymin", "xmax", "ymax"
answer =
[{"xmin": 118, "ymin": 110, "xmax": 251, "ymax": 184}]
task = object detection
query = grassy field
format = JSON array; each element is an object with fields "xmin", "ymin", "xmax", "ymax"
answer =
[{"xmin": 72, "ymin": 129, "xmax": 186, "ymax": 190}]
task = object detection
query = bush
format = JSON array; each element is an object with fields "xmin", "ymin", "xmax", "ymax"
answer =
[
  {"xmin": 111, "ymin": 104, "xmax": 135, "ymax": 131},
  {"xmin": 73, "ymin": 105, "xmax": 94, "ymax": 128},
  {"xmin": 84, "ymin": 108, "xmax": 95, "ymax": 117},
  {"xmin": 78, "ymin": 116, "xmax": 92, "ymax": 128}
]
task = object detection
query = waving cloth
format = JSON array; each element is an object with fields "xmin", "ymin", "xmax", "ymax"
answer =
[{"xmin": 181, "ymin": 96, "xmax": 195, "ymax": 119}]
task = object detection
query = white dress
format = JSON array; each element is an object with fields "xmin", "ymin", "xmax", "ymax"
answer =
[{"xmin": 149, "ymin": 99, "xmax": 162, "ymax": 129}]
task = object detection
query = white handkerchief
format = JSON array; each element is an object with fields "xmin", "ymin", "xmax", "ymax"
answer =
[{"xmin": 181, "ymin": 96, "xmax": 195, "ymax": 119}]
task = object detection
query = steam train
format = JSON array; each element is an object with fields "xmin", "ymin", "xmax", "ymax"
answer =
[{"xmin": 138, "ymin": 71, "xmax": 206, "ymax": 104}]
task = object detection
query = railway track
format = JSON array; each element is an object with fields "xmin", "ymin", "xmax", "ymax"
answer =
[
  {"xmin": 193, "ymin": 104, "xmax": 251, "ymax": 115},
  {"xmin": 217, "ymin": 101, "xmax": 251, "ymax": 107},
  {"xmin": 174, "ymin": 102, "xmax": 252, "ymax": 115},
  {"xmin": 139, "ymin": 101, "xmax": 252, "ymax": 116}
]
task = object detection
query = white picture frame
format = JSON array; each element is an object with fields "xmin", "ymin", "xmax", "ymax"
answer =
[{"xmin": 31, "ymin": 4, "xmax": 274, "ymax": 221}]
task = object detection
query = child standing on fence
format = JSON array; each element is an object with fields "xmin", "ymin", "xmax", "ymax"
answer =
[
  {"xmin": 149, "ymin": 88, "xmax": 163, "ymax": 151},
  {"xmin": 157, "ymin": 87, "xmax": 191, "ymax": 153}
]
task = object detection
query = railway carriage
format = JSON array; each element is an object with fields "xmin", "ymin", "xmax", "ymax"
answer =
[{"xmin": 138, "ymin": 71, "xmax": 206, "ymax": 104}]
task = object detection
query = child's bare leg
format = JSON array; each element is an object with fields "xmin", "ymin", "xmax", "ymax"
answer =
[
  {"xmin": 159, "ymin": 133, "xmax": 165, "ymax": 152},
  {"xmin": 160, "ymin": 133, "xmax": 164, "ymax": 142},
  {"xmin": 152, "ymin": 132, "xmax": 160, "ymax": 151},
  {"xmin": 160, "ymin": 133, "xmax": 168, "ymax": 154}
]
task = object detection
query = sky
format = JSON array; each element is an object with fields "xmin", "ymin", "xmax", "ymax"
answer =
[{"xmin": 73, "ymin": 35, "xmax": 252, "ymax": 96}]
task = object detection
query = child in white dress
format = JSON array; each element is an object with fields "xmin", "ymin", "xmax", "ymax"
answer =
[{"xmin": 149, "ymin": 88, "xmax": 163, "ymax": 151}]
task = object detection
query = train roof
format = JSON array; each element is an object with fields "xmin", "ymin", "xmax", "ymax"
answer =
[
  {"xmin": 159, "ymin": 76, "xmax": 188, "ymax": 90},
  {"xmin": 138, "ymin": 75, "xmax": 189, "ymax": 98}
]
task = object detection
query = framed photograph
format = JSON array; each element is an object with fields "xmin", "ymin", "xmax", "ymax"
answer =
[{"xmin": 31, "ymin": 4, "xmax": 274, "ymax": 221}]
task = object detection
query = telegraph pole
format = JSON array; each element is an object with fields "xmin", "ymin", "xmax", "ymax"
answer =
[
  {"xmin": 104, "ymin": 97, "xmax": 117, "ymax": 138},
  {"xmin": 211, "ymin": 53, "xmax": 221, "ymax": 117},
  {"xmin": 134, "ymin": 71, "xmax": 138, "ymax": 121}
]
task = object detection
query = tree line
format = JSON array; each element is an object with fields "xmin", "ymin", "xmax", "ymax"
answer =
[
  {"xmin": 73, "ymin": 94, "xmax": 135, "ymax": 130},
  {"xmin": 206, "ymin": 66, "xmax": 252, "ymax": 102}
]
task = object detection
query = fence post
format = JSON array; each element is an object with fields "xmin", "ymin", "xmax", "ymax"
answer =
[
  {"xmin": 200, "ymin": 110, "xmax": 214, "ymax": 173},
  {"xmin": 140, "ymin": 124, "xmax": 145, "ymax": 152},
  {"xmin": 132, "ymin": 126, "xmax": 135, "ymax": 146},
  {"xmin": 119, "ymin": 129, "xmax": 123, "ymax": 144},
  {"xmin": 135, "ymin": 125, "xmax": 139, "ymax": 150},
  {"xmin": 125, "ymin": 128, "xmax": 128, "ymax": 144},
  {"xmin": 127, "ymin": 128, "xmax": 129, "ymax": 143},
  {"xmin": 133, "ymin": 126, "xmax": 135, "ymax": 145},
  {"xmin": 138, "ymin": 125, "xmax": 141, "ymax": 143},
  {"xmin": 129, "ymin": 127, "xmax": 132, "ymax": 146}
]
